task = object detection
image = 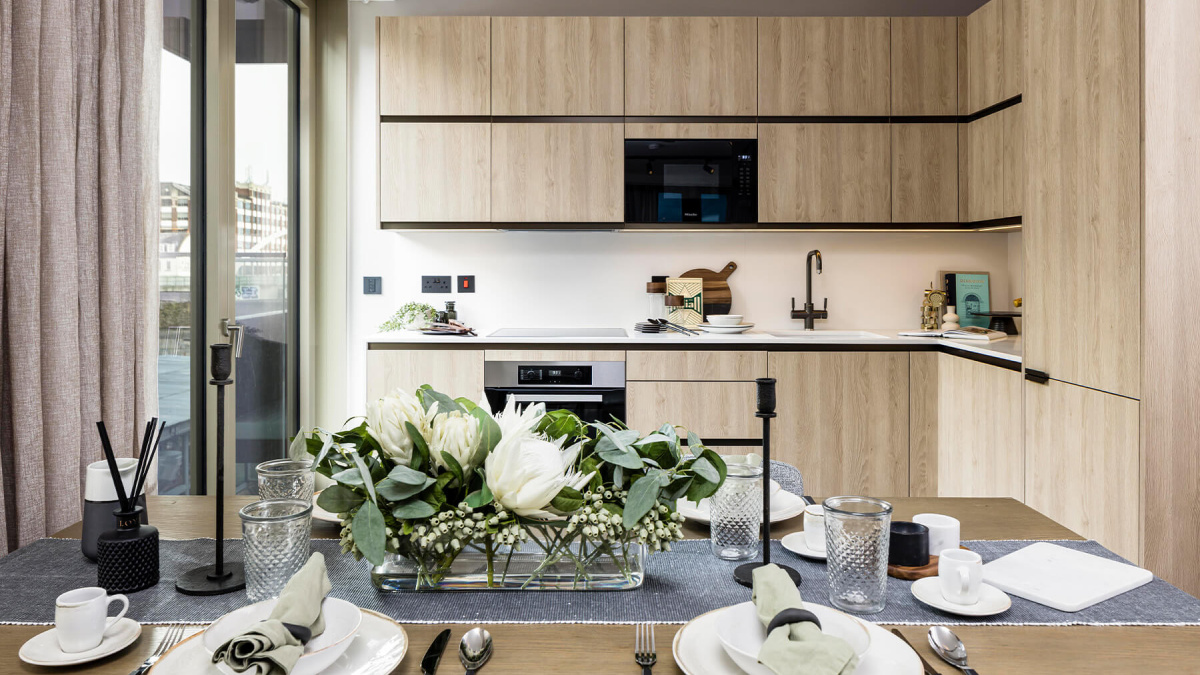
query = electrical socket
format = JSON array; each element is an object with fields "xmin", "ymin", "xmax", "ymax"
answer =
[{"xmin": 422, "ymin": 276, "xmax": 452, "ymax": 293}]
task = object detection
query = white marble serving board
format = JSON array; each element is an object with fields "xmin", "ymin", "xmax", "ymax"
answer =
[{"xmin": 982, "ymin": 542, "xmax": 1153, "ymax": 612}]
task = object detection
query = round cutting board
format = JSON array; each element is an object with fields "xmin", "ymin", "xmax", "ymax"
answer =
[{"xmin": 678, "ymin": 262, "xmax": 737, "ymax": 317}]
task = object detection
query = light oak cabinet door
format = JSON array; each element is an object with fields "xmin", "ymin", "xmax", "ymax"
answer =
[
  {"xmin": 1025, "ymin": 379, "xmax": 1140, "ymax": 562},
  {"xmin": 892, "ymin": 123, "xmax": 957, "ymax": 223},
  {"xmin": 891, "ymin": 17, "xmax": 957, "ymax": 116},
  {"xmin": 960, "ymin": 104, "xmax": 1023, "ymax": 222},
  {"xmin": 365, "ymin": 349, "xmax": 485, "ymax": 401},
  {"xmin": 624, "ymin": 17, "xmax": 757, "ymax": 116},
  {"xmin": 491, "ymin": 17, "xmax": 623, "ymax": 115},
  {"xmin": 379, "ymin": 124, "xmax": 490, "ymax": 222},
  {"xmin": 961, "ymin": 0, "xmax": 1024, "ymax": 114},
  {"xmin": 1025, "ymin": 0, "xmax": 1140, "ymax": 398},
  {"xmin": 491, "ymin": 123, "xmax": 623, "ymax": 223},
  {"xmin": 759, "ymin": 18, "xmax": 891, "ymax": 116},
  {"xmin": 768, "ymin": 352, "xmax": 909, "ymax": 497},
  {"xmin": 626, "ymin": 382, "xmax": 760, "ymax": 440},
  {"xmin": 759, "ymin": 124, "xmax": 890, "ymax": 223},
  {"xmin": 377, "ymin": 17, "xmax": 490, "ymax": 116},
  {"xmin": 627, "ymin": 351, "xmax": 765, "ymax": 381}
]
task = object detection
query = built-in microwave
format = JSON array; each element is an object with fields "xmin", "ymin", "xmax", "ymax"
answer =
[{"xmin": 624, "ymin": 139, "xmax": 757, "ymax": 224}]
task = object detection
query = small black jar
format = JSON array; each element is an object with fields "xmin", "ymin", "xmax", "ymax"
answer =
[{"xmin": 97, "ymin": 505, "xmax": 159, "ymax": 593}]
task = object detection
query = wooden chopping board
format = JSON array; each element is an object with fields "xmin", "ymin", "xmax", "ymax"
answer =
[{"xmin": 678, "ymin": 262, "xmax": 737, "ymax": 317}]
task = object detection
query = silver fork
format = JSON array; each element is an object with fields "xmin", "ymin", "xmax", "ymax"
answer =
[
  {"xmin": 634, "ymin": 622, "xmax": 657, "ymax": 674},
  {"xmin": 130, "ymin": 624, "xmax": 186, "ymax": 675}
]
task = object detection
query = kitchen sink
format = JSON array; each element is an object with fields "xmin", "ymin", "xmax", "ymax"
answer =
[{"xmin": 764, "ymin": 330, "xmax": 888, "ymax": 340}]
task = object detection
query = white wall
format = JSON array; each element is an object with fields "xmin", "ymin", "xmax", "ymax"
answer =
[{"xmin": 343, "ymin": 1, "xmax": 1014, "ymax": 415}]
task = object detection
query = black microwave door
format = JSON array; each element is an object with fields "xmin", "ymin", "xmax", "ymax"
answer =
[{"xmin": 625, "ymin": 139, "xmax": 756, "ymax": 224}]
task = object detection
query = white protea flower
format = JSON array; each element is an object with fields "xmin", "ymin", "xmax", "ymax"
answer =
[
  {"xmin": 366, "ymin": 388, "xmax": 431, "ymax": 466},
  {"xmin": 485, "ymin": 432, "xmax": 593, "ymax": 520},
  {"xmin": 492, "ymin": 395, "xmax": 546, "ymax": 443},
  {"xmin": 429, "ymin": 409, "xmax": 481, "ymax": 470}
]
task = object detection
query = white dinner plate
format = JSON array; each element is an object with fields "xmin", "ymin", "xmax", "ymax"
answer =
[
  {"xmin": 151, "ymin": 609, "xmax": 408, "ymax": 675},
  {"xmin": 911, "ymin": 577, "xmax": 1013, "ymax": 617},
  {"xmin": 674, "ymin": 605, "xmax": 921, "ymax": 675},
  {"xmin": 781, "ymin": 531, "xmax": 827, "ymax": 561},
  {"xmin": 716, "ymin": 601, "xmax": 870, "ymax": 675},
  {"xmin": 679, "ymin": 489, "xmax": 806, "ymax": 525},
  {"xmin": 696, "ymin": 323, "xmax": 755, "ymax": 334},
  {"xmin": 203, "ymin": 597, "xmax": 361, "ymax": 675},
  {"xmin": 19, "ymin": 618, "xmax": 142, "ymax": 667},
  {"xmin": 312, "ymin": 491, "xmax": 343, "ymax": 524}
]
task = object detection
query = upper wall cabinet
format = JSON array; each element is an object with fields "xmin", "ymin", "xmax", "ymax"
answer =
[
  {"xmin": 759, "ymin": 123, "xmax": 891, "ymax": 222},
  {"xmin": 960, "ymin": 104, "xmax": 1023, "ymax": 222},
  {"xmin": 491, "ymin": 17, "xmax": 624, "ymax": 115},
  {"xmin": 759, "ymin": 18, "xmax": 890, "ymax": 116},
  {"xmin": 624, "ymin": 17, "xmax": 757, "ymax": 116},
  {"xmin": 961, "ymin": 0, "xmax": 1024, "ymax": 114},
  {"xmin": 892, "ymin": 123, "xmax": 957, "ymax": 222},
  {"xmin": 891, "ymin": 17, "xmax": 957, "ymax": 116},
  {"xmin": 378, "ymin": 17, "xmax": 490, "ymax": 116},
  {"xmin": 380, "ymin": 123, "xmax": 491, "ymax": 222},
  {"xmin": 491, "ymin": 123, "xmax": 624, "ymax": 222}
]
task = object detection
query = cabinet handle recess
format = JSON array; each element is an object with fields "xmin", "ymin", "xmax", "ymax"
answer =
[{"xmin": 1025, "ymin": 369, "xmax": 1050, "ymax": 384}]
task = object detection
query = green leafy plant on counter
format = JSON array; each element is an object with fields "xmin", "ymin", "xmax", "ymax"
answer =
[{"xmin": 378, "ymin": 302, "xmax": 437, "ymax": 332}]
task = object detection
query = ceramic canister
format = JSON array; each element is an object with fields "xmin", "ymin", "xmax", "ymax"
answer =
[{"xmin": 82, "ymin": 459, "xmax": 148, "ymax": 561}]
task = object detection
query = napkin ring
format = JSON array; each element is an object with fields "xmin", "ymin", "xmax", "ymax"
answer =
[{"xmin": 767, "ymin": 608, "xmax": 822, "ymax": 634}]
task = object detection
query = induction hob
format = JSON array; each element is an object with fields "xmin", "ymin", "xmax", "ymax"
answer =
[{"xmin": 488, "ymin": 327, "xmax": 628, "ymax": 338}]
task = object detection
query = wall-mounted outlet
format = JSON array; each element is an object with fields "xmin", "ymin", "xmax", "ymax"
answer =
[
  {"xmin": 363, "ymin": 276, "xmax": 382, "ymax": 295},
  {"xmin": 422, "ymin": 275, "xmax": 452, "ymax": 293},
  {"xmin": 457, "ymin": 275, "xmax": 475, "ymax": 293}
]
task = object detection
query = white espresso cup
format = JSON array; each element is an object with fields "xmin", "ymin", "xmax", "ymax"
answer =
[
  {"xmin": 938, "ymin": 549, "xmax": 984, "ymax": 605},
  {"xmin": 913, "ymin": 513, "xmax": 961, "ymax": 557},
  {"xmin": 803, "ymin": 504, "xmax": 826, "ymax": 551},
  {"xmin": 54, "ymin": 587, "xmax": 128, "ymax": 653}
]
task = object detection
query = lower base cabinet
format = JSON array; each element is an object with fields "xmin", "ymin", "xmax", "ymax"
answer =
[
  {"xmin": 768, "ymin": 352, "xmax": 909, "ymax": 497},
  {"xmin": 1025, "ymin": 379, "xmax": 1140, "ymax": 562},
  {"xmin": 365, "ymin": 349, "xmax": 485, "ymax": 402},
  {"xmin": 625, "ymin": 381, "xmax": 760, "ymax": 440}
]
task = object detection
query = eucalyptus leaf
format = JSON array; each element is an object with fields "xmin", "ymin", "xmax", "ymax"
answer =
[
  {"xmin": 316, "ymin": 484, "xmax": 363, "ymax": 513},
  {"xmin": 377, "ymin": 476, "xmax": 434, "ymax": 501},
  {"xmin": 455, "ymin": 397, "xmax": 478, "ymax": 412},
  {"xmin": 686, "ymin": 431, "xmax": 705, "ymax": 456},
  {"xmin": 470, "ymin": 407, "xmax": 501, "ymax": 466},
  {"xmin": 623, "ymin": 473, "xmax": 662, "ymax": 528},
  {"xmin": 387, "ymin": 464, "xmax": 429, "ymax": 486},
  {"xmin": 331, "ymin": 467, "xmax": 365, "ymax": 488},
  {"xmin": 550, "ymin": 486, "xmax": 584, "ymax": 512},
  {"xmin": 351, "ymin": 452, "xmax": 378, "ymax": 504},
  {"xmin": 440, "ymin": 451, "xmax": 465, "ymax": 486},
  {"xmin": 405, "ymin": 421, "xmax": 430, "ymax": 471},
  {"xmin": 352, "ymin": 501, "xmax": 386, "ymax": 566},
  {"xmin": 465, "ymin": 479, "xmax": 493, "ymax": 509},
  {"xmin": 613, "ymin": 465, "xmax": 624, "ymax": 489},
  {"xmin": 392, "ymin": 499, "xmax": 437, "ymax": 520},
  {"xmin": 662, "ymin": 476, "xmax": 694, "ymax": 502},
  {"xmin": 419, "ymin": 385, "xmax": 464, "ymax": 414},
  {"xmin": 594, "ymin": 425, "xmax": 643, "ymax": 469},
  {"xmin": 313, "ymin": 432, "xmax": 335, "ymax": 468},
  {"xmin": 691, "ymin": 457, "xmax": 720, "ymax": 484}
]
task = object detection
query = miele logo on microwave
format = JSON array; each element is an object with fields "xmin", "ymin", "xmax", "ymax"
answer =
[{"xmin": 684, "ymin": 211, "xmax": 699, "ymax": 217}]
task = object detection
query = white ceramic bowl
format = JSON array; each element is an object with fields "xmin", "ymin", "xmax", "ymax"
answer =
[
  {"xmin": 707, "ymin": 314, "xmax": 744, "ymax": 326},
  {"xmin": 204, "ymin": 597, "xmax": 362, "ymax": 675},
  {"xmin": 715, "ymin": 601, "xmax": 871, "ymax": 675}
]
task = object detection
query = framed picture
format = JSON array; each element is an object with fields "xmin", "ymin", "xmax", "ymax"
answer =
[
  {"xmin": 666, "ymin": 277, "xmax": 704, "ymax": 326},
  {"xmin": 942, "ymin": 272, "xmax": 991, "ymax": 329}
]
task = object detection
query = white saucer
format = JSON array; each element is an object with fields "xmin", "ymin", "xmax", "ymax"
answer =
[
  {"xmin": 697, "ymin": 323, "xmax": 754, "ymax": 334},
  {"xmin": 151, "ymin": 609, "xmax": 408, "ymax": 675},
  {"xmin": 20, "ymin": 618, "xmax": 142, "ymax": 667},
  {"xmin": 312, "ymin": 491, "xmax": 342, "ymax": 524},
  {"xmin": 678, "ymin": 489, "xmax": 807, "ymax": 525},
  {"xmin": 781, "ymin": 531, "xmax": 827, "ymax": 561},
  {"xmin": 674, "ymin": 606, "xmax": 921, "ymax": 675},
  {"xmin": 911, "ymin": 577, "xmax": 1013, "ymax": 617}
]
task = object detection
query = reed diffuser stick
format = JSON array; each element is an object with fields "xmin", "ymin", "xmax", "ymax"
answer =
[{"xmin": 95, "ymin": 422, "xmax": 130, "ymax": 512}]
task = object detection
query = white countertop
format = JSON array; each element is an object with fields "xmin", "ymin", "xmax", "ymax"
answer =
[{"xmin": 366, "ymin": 328, "xmax": 1023, "ymax": 364}]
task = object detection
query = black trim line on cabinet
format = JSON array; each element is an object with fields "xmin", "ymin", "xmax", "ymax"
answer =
[
  {"xmin": 381, "ymin": 217, "xmax": 1021, "ymax": 233},
  {"xmin": 962, "ymin": 95, "xmax": 1022, "ymax": 123},
  {"xmin": 696, "ymin": 439, "xmax": 763, "ymax": 447}
]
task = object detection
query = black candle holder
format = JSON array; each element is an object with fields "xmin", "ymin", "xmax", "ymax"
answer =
[
  {"xmin": 734, "ymin": 378, "xmax": 802, "ymax": 588},
  {"xmin": 97, "ymin": 506, "xmax": 159, "ymax": 593}
]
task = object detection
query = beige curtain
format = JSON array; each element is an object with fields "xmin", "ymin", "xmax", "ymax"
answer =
[{"xmin": 0, "ymin": 0, "xmax": 152, "ymax": 551}]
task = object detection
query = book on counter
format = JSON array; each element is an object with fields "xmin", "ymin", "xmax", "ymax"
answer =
[{"xmin": 899, "ymin": 326, "xmax": 1009, "ymax": 341}]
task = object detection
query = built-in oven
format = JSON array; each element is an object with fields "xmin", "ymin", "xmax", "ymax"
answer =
[
  {"xmin": 625, "ymin": 138, "xmax": 757, "ymax": 224},
  {"xmin": 484, "ymin": 361, "xmax": 625, "ymax": 425}
]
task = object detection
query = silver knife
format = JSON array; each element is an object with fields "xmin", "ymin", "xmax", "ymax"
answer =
[{"xmin": 421, "ymin": 628, "xmax": 452, "ymax": 675}]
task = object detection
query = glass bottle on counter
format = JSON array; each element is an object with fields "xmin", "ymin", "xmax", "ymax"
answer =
[
  {"xmin": 444, "ymin": 301, "xmax": 457, "ymax": 322},
  {"xmin": 646, "ymin": 276, "xmax": 667, "ymax": 320}
]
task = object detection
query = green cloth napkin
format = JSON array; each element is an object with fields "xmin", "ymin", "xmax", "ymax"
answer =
[
  {"xmin": 212, "ymin": 552, "xmax": 333, "ymax": 675},
  {"xmin": 752, "ymin": 564, "xmax": 859, "ymax": 675}
]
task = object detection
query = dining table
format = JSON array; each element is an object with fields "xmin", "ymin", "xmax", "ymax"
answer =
[{"xmin": 3, "ymin": 495, "xmax": 1198, "ymax": 674}]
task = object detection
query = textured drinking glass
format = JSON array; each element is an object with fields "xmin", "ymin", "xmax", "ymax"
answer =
[
  {"xmin": 823, "ymin": 496, "xmax": 893, "ymax": 614},
  {"xmin": 257, "ymin": 459, "xmax": 315, "ymax": 502},
  {"xmin": 710, "ymin": 463, "xmax": 764, "ymax": 560},
  {"xmin": 240, "ymin": 499, "xmax": 312, "ymax": 602}
]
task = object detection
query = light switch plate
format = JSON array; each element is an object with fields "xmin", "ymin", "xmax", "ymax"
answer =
[
  {"xmin": 458, "ymin": 275, "xmax": 475, "ymax": 293},
  {"xmin": 363, "ymin": 277, "xmax": 382, "ymax": 295}
]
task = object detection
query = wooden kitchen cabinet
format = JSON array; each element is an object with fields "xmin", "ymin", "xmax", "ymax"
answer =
[
  {"xmin": 379, "ymin": 124, "xmax": 490, "ymax": 222},
  {"xmin": 491, "ymin": 17, "xmax": 624, "ymax": 115},
  {"xmin": 891, "ymin": 17, "xmax": 957, "ymax": 116},
  {"xmin": 627, "ymin": 351, "xmax": 765, "ymax": 381},
  {"xmin": 768, "ymin": 352, "xmax": 909, "ymax": 497},
  {"xmin": 759, "ymin": 124, "xmax": 891, "ymax": 223},
  {"xmin": 365, "ymin": 349, "xmax": 485, "ymax": 401},
  {"xmin": 1024, "ymin": 0, "xmax": 1140, "ymax": 398},
  {"xmin": 626, "ymin": 382, "xmax": 761, "ymax": 440},
  {"xmin": 758, "ymin": 18, "xmax": 891, "ymax": 116},
  {"xmin": 624, "ymin": 17, "xmax": 757, "ymax": 116},
  {"xmin": 1025, "ymin": 379, "xmax": 1140, "ymax": 562},
  {"xmin": 892, "ymin": 123, "xmax": 957, "ymax": 222},
  {"xmin": 961, "ymin": 0, "xmax": 1024, "ymax": 114},
  {"xmin": 490, "ymin": 123, "xmax": 623, "ymax": 222},
  {"xmin": 377, "ymin": 17, "xmax": 490, "ymax": 116},
  {"xmin": 960, "ymin": 104, "xmax": 1023, "ymax": 222}
]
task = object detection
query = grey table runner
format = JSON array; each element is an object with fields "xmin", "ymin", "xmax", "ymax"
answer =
[{"xmin": 1, "ymin": 538, "xmax": 1197, "ymax": 626}]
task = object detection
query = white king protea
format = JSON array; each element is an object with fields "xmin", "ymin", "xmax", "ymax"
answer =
[
  {"xmin": 485, "ymin": 397, "xmax": 593, "ymax": 519},
  {"xmin": 430, "ymin": 410, "xmax": 481, "ymax": 470},
  {"xmin": 366, "ymin": 388, "xmax": 430, "ymax": 466}
]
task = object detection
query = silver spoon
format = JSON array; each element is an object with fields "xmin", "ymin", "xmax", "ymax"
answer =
[
  {"xmin": 928, "ymin": 626, "xmax": 980, "ymax": 674},
  {"xmin": 458, "ymin": 627, "xmax": 493, "ymax": 675}
]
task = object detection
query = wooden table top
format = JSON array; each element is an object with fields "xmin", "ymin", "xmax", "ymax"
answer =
[{"xmin": 6, "ymin": 496, "xmax": 1197, "ymax": 674}]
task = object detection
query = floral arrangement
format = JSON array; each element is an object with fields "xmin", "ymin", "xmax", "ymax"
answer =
[
  {"xmin": 378, "ymin": 302, "xmax": 437, "ymax": 332},
  {"xmin": 305, "ymin": 386, "xmax": 727, "ymax": 588}
]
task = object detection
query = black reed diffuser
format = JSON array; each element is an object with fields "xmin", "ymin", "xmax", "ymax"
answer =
[{"xmin": 96, "ymin": 419, "xmax": 164, "ymax": 593}]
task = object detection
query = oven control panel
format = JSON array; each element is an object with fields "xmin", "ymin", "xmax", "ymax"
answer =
[{"xmin": 518, "ymin": 365, "xmax": 592, "ymax": 386}]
